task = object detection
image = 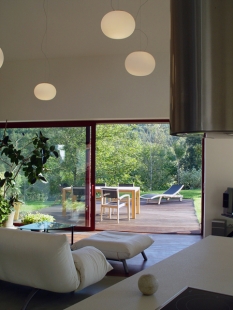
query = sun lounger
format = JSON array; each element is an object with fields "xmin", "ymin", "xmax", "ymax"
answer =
[{"xmin": 140, "ymin": 184, "xmax": 184, "ymax": 204}]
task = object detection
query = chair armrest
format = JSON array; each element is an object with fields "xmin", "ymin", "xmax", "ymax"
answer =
[{"xmin": 119, "ymin": 194, "xmax": 130, "ymax": 200}]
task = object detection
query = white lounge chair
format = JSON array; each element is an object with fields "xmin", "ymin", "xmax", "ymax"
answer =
[{"xmin": 140, "ymin": 184, "xmax": 184, "ymax": 204}]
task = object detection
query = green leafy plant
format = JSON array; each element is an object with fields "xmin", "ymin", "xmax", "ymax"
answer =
[
  {"xmin": 0, "ymin": 122, "xmax": 59, "ymax": 224},
  {"xmin": 0, "ymin": 194, "xmax": 14, "ymax": 224},
  {"xmin": 21, "ymin": 212, "xmax": 55, "ymax": 224}
]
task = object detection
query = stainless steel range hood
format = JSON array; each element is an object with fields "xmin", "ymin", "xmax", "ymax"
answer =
[{"xmin": 170, "ymin": 0, "xmax": 233, "ymax": 136}]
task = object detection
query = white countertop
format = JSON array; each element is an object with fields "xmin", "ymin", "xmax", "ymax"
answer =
[{"xmin": 65, "ymin": 235, "xmax": 233, "ymax": 310}]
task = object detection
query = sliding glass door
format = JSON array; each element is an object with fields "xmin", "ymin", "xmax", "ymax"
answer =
[{"xmin": 0, "ymin": 123, "xmax": 94, "ymax": 230}]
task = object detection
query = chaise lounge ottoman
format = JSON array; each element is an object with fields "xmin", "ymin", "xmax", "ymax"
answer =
[{"xmin": 71, "ymin": 231, "xmax": 154, "ymax": 273}]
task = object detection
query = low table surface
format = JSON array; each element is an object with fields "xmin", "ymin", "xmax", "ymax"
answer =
[
  {"xmin": 65, "ymin": 235, "xmax": 233, "ymax": 310},
  {"xmin": 20, "ymin": 221, "xmax": 73, "ymax": 230}
]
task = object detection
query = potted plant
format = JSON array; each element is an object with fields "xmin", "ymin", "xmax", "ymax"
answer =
[
  {"xmin": 0, "ymin": 122, "xmax": 59, "ymax": 227},
  {"xmin": 0, "ymin": 194, "xmax": 14, "ymax": 225}
]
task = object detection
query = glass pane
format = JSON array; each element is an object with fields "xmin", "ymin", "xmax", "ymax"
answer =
[
  {"xmin": 0, "ymin": 126, "xmax": 91, "ymax": 227},
  {"xmin": 95, "ymin": 123, "xmax": 202, "ymax": 230}
]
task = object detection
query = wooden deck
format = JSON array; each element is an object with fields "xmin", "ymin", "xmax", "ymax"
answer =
[
  {"xmin": 38, "ymin": 198, "xmax": 201, "ymax": 235},
  {"xmin": 95, "ymin": 198, "xmax": 201, "ymax": 235}
]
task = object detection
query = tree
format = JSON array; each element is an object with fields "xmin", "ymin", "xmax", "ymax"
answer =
[
  {"xmin": 136, "ymin": 124, "xmax": 176, "ymax": 190},
  {"xmin": 96, "ymin": 124, "xmax": 142, "ymax": 185},
  {"xmin": 171, "ymin": 139, "xmax": 186, "ymax": 184},
  {"xmin": 180, "ymin": 136, "xmax": 202, "ymax": 171},
  {"xmin": 45, "ymin": 127, "xmax": 87, "ymax": 187}
]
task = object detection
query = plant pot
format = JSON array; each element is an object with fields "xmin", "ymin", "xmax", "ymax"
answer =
[
  {"xmin": 2, "ymin": 211, "xmax": 16, "ymax": 229},
  {"xmin": 13, "ymin": 202, "xmax": 21, "ymax": 221}
]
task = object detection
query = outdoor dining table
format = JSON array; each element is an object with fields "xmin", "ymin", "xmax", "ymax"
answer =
[{"xmin": 62, "ymin": 186, "xmax": 140, "ymax": 219}]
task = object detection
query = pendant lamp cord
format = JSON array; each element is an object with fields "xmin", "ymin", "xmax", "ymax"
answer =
[
  {"xmin": 108, "ymin": 0, "xmax": 150, "ymax": 51},
  {"xmin": 111, "ymin": 0, "xmax": 119, "ymax": 11},
  {"xmin": 135, "ymin": 0, "xmax": 149, "ymax": 51},
  {"xmin": 41, "ymin": 0, "xmax": 50, "ymax": 82},
  {"xmin": 135, "ymin": 0, "xmax": 149, "ymax": 21},
  {"xmin": 110, "ymin": 0, "xmax": 149, "ymax": 15}
]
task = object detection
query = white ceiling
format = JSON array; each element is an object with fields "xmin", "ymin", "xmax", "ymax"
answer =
[{"xmin": 0, "ymin": 0, "xmax": 170, "ymax": 61}]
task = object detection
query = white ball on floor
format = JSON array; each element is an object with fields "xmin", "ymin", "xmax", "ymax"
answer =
[{"xmin": 138, "ymin": 274, "xmax": 159, "ymax": 295}]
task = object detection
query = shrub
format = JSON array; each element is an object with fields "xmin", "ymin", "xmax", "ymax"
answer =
[
  {"xmin": 179, "ymin": 168, "xmax": 202, "ymax": 189},
  {"xmin": 22, "ymin": 212, "xmax": 55, "ymax": 224}
]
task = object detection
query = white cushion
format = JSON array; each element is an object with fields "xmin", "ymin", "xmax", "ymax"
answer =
[
  {"xmin": 0, "ymin": 228, "xmax": 80, "ymax": 292},
  {"xmin": 72, "ymin": 246, "xmax": 113, "ymax": 290},
  {"xmin": 71, "ymin": 231, "xmax": 154, "ymax": 260}
]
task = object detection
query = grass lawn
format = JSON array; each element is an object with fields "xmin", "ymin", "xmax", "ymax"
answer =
[
  {"xmin": 20, "ymin": 201, "xmax": 57, "ymax": 212},
  {"xmin": 181, "ymin": 189, "xmax": 202, "ymax": 223}
]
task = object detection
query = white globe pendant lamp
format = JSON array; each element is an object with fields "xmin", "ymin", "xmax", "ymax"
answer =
[
  {"xmin": 0, "ymin": 48, "xmax": 4, "ymax": 68},
  {"xmin": 125, "ymin": 51, "xmax": 156, "ymax": 76},
  {"xmin": 101, "ymin": 10, "xmax": 135, "ymax": 39},
  {"xmin": 34, "ymin": 83, "xmax": 56, "ymax": 101},
  {"xmin": 34, "ymin": 0, "xmax": 56, "ymax": 101}
]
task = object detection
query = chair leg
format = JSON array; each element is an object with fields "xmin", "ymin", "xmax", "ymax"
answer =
[
  {"xmin": 100, "ymin": 207, "xmax": 103, "ymax": 221},
  {"xmin": 141, "ymin": 251, "xmax": 148, "ymax": 261},
  {"xmin": 127, "ymin": 198, "xmax": 130, "ymax": 220},
  {"xmin": 121, "ymin": 259, "xmax": 129, "ymax": 274}
]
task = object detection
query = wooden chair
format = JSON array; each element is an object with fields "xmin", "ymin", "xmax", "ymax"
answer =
[
  {"xmin": 100, "ymin": 188, "xmax": 130, "ymax": 223},
  {"xmin": 95, "ymin": 183, "xmax": 106, "ymax": 201},
  {"xmin": 71, "ymin": 186, "xmax": 85, "ymax": 202}
]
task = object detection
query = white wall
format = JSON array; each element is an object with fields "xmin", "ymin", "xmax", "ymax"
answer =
[
  {"xmin": 0, "ymin": 53, "xmax": 169, "ymax": 122},
  {"xmin": 204, "ymin": 137, "xmax": 233, "ymax": 237}
]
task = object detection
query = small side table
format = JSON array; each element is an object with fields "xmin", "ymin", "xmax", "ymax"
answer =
[{"xmin": 19, "ymin": 222, "xmax": 74, "ymax": 245}]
